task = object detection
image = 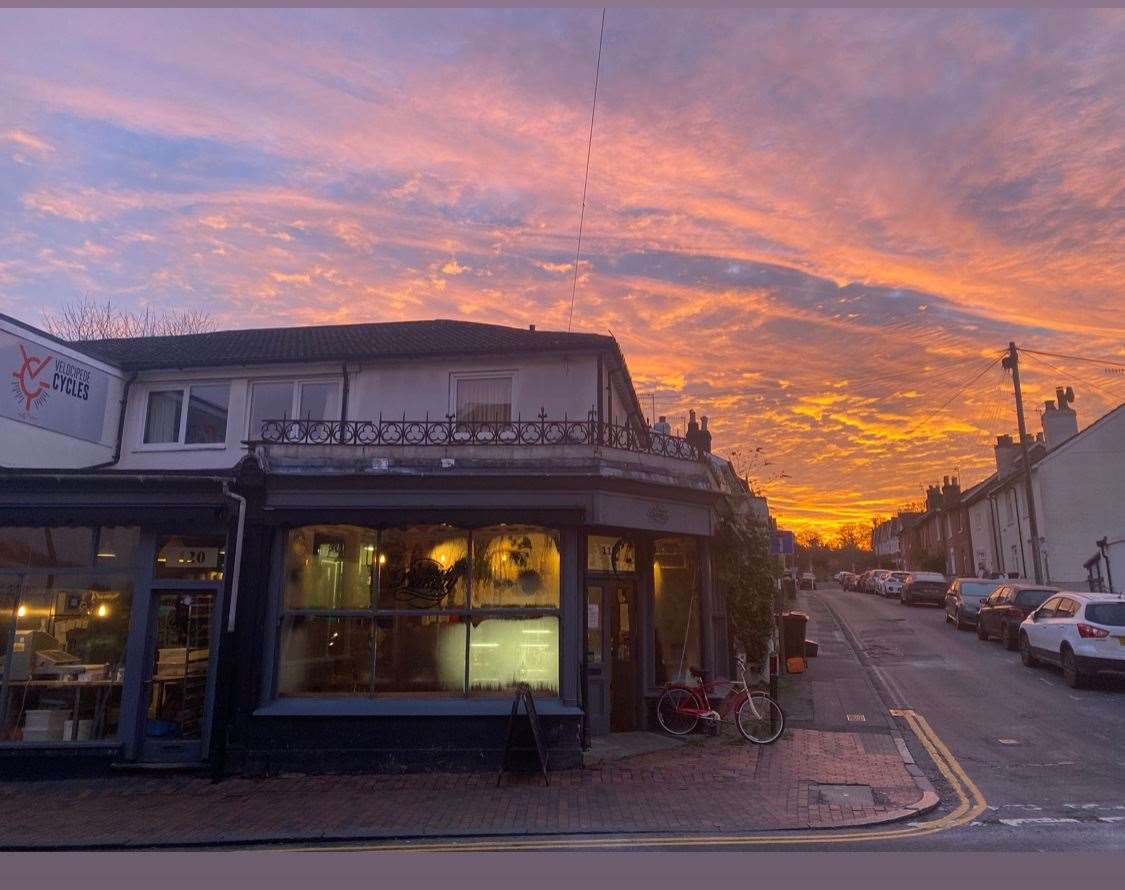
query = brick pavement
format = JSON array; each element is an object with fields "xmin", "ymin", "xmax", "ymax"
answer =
[{"xmin": 0, "ymin": 727, "xmax": 928, "ymax": 849}]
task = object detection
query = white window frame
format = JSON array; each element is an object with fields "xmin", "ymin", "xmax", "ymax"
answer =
[
  {"xmin": 137, "ymin": 382, "xmax": 232, "ymax": 450},
  {"xmin": 448, "ymin": 370, "xmax": 517, "ymax": 422},
  {"xmin": 245, "ymin": 378, "xmax": 341, "ymax": 438}
]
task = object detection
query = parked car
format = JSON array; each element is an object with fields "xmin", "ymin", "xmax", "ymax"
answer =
[
  {"xmin": 867, "ymin": 569, "xmax": 890, "ymax": 594},
  {"xmin": 976, "ymin": 583, "xmax": 1058, "ymax": 649},
  {"xmin": 799, "ymin": 572, "xmax": 817, "ymax": 590},
  {"xmin": 1019, "ymin": 593, "xmax": 1125, "ymax": 688},
  {"xmin": 899, "ymin": 571, "xmax": 948, "ymax": 606},
  {"xmin": 878, "ymin": 571, "xmax": 911, "ymax": 598},
  {"xmin": 944, "ymin": 578, "xmax": 1003, "ymax": 629},
  {"xmin": 842, "ymin": 572, "xmax": 857, "ymax": 590}
]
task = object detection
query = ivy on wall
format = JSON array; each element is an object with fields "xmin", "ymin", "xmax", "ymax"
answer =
[{"xmin": 713, "ymin": 515, "xmax": 779, "ymax": 671}]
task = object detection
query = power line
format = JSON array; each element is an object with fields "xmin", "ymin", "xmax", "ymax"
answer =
[
  {"xmin": 1019, "ymin": 349, "xmax": 1125, "ymax": 405},
  {"xmin": 567, "ymin": 8, "xmax": 606, "ymax": 333},
  {"xmin": 1019, "ymin": 346, "xmax": 1125, "ymax": 371},
  {"xmin": 900, "ymin": 353, "xmax": 1005, "ymax": 439}
]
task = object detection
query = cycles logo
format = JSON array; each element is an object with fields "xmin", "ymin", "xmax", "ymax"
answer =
[
  {"xmin": 10, "ymin": 343, "xmax": 54, "ymax": 413},
  {"xmin": 9, "ymin": 343, "xmax": 93, "ymax": 416}
]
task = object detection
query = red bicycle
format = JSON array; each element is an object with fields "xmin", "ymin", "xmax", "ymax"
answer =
[{"xmin": 656, "ymin": 655, "xmax": 784, "ymax": 744}]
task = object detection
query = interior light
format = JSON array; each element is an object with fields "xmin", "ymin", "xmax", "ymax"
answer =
[
  {"xmin": 97, "ymin": 604, "xmax": 109, "ymax": 618},
  {"xmin": 16, "ymin": 605, "xmax": 26, "ymax": 618},
  {"xmin": 363, "ymin": 544, "xmax": 375, "ymax": 552},
  {"xmin": 378, "ymin": 554, "xmax": 387, "ymax": 565},
  {"xmin": 96, "ymin": 551, "xmax": 116, "ymax": 559},
  {"xmin": 469, "ymin": 642, "xmax": 500, "ymax": 648}
]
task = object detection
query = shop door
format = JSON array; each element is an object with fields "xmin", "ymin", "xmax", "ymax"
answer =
[
  {"xmin": 608, "ymin": 582, "xmax": 638, "ymax": 732},
  {"xmin": 138, "ymin": 585, "xmax": 220, "ymax": 762},
  {"xmin": 584, "ymin": 584, "xmax": 610, "ymax": 735}
]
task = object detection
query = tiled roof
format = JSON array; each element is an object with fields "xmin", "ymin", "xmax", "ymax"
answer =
[{"xmin": 74, "ymin": 319, "xmax": 616, "ymax": 371}]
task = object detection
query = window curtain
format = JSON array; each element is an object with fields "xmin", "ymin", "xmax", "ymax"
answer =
[
  {"xmin": 456, "ymin": 377, "xmax": 512, "ymax": 423},
  {"xmin": 143, "ymin": 390, "xmax": 183, "ymax": 443}
]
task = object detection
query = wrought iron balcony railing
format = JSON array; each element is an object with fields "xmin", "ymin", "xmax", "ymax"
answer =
[{"xmin": 253, "ymin": 412, "xmax": 702, "ymax": 462}]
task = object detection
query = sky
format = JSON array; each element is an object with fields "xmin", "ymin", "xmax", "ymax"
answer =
[{"xmin": 1, "ymin": 8, "xmax": 1123, "ymax": 537}]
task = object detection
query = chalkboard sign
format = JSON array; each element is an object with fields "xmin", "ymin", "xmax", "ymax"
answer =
[{"xmin": 497, "ymin": 682, "xmax": 550, "ymax": 786}]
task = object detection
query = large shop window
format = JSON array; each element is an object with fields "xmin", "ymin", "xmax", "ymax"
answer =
[
  {"xmin": 0, "ymin": 527, "xmax": 139, "ymax": 744},
  {"xmin": 143, "ymin": 383, "xmax": 230, "ymax": 445},
  {"xmin": 277, "ymin": 524, "xmax": 560, "ymax": 699},
  {"xmin": 652, "ymin": 537, "xmax": 701, "ymax": 685}
]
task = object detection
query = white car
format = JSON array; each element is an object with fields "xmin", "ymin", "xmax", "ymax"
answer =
[
  {"xmin": 1019, "ymin": 592, "xmax": 1125, "ymax": 688},
  {"xmin": 878, "ymin": 571, "xmax": 910, "ymax": 598}
]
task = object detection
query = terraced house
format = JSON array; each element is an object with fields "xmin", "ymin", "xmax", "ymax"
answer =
[{"xmin": 0, "ymin": 312, "xmax": 756, "ymax": 775}]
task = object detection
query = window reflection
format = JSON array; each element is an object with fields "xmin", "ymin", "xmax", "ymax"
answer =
[
  {"xmin": 653, "ymin": 537, "xmax": 700, "ymax": 685},
  {"xmin": 472, "ymin": 526, "xmax": 560, "ymax": 608},
  {"xmin": 377, "ymin": 526, "xmax": 467, "ymax": 610},
  {"xmin": 276, "ymin": 524, "xmax": 561, "ymax": 701},
  {"xmin": 277, "ymin": 615, "xmax": 373, "ymax": 697},
  {"xmin": 468, "ymin": 615, "xmax": 559, "ymax": 698},
  {"xmin": 284, "ymin": 525, "xmax": 375, "ymax": 609}
]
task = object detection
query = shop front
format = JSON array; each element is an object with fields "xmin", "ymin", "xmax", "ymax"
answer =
[{"xmin": 0, "ymin": 474, "xmax": 233, "ymax": 775}]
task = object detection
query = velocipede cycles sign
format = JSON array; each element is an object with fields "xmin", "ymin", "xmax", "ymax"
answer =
[{"xmin": 2, "ymin": 330, "xmax": 110, "ymax": 443}]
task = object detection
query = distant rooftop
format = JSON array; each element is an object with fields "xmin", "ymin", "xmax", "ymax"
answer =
[{"xmin": 73, "ymin": 318, "xmax": 617, "ymax": 371}]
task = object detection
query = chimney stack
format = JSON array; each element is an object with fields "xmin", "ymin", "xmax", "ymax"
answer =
[
  {"xmin": 1041, "ymin": 386, "xmax": 1078, "ymax": 450},
  {"xmin": 994, "ymin": 434, "xmax": 1019, "ymax": 478}
]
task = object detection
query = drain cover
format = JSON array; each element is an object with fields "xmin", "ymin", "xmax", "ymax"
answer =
[
  {"xmin": 847, "ymin": 714, "xmax": 866, "ymax": 722},
  {"xmin": 815, "ymin": 784, "xmax": 875, "ymax": 807},
  {"xmin": 997, "ymin": 738, "xmax": 1022, "ymax": 745}
]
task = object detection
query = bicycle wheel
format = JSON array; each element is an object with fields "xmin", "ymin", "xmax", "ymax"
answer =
[
  {"xmin": 736, "ymin": 691, "xmax": 784, "ymax": 744},
  {"xmin": 656, "ymin": 687, "xmax": 699, "ymax": 736}
]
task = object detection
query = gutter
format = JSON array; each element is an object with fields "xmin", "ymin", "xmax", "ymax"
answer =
[
  {"xmin": 222, "ymin": 482, "xmax": 247, "ymax": 632},
  {"xmin": 88, "ymin": 371, "xmax": 137, "ymax": 469}
]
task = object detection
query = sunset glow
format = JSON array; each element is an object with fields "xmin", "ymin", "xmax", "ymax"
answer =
[{"xmin": 2, "ymin": 9, "xmax": 1123, "ymax": 537}]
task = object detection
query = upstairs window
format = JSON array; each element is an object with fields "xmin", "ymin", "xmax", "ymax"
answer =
[
  {"xmin": 454, "ymin": 375, "xmax": 512, "ymax": 423},
  {"xmin": 248, "ymin": 380, "xmax": 336, "ymax": 438},
  {"xmin": 143, "ymin": 383, "xmax": 229, "ymax": 445}
]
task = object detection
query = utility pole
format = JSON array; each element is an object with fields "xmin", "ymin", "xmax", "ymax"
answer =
[{"xmin": 1003, "ymin": 342, "xmax": 1044, "ymax": 583}]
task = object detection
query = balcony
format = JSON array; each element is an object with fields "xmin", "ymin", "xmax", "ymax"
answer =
[{"xmin": 252, "ymin": 413, "xmax": 702, "ymax": 462}]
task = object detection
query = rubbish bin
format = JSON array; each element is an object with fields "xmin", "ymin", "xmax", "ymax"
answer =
[{"xmin": 781, "ymin": 611, "xmax": 809, "ymax": 663}]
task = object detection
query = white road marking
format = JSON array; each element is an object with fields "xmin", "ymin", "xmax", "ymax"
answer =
[
  {"xmin": 1097, "ymin": 816, "xmax": 1125, "ymax": 823},
  {"xmin": 998, "ymin": 817, "xmax": 1081, "ymax": 827}
]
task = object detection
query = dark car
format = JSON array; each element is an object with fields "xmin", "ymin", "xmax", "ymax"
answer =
[
  {"xmin": 976, "ymin": 583, "xmax": 1057, "ymax": 649},
  {"xmin": 899, "ymin": 572, "xmax": 948, "ymax": 606},
  {"xmin": 944, "ymin": 578, "xmax": 1003, "ymax": 629}
]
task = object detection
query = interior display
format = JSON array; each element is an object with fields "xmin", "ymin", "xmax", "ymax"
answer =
[
  {"xmin": 653, "ymin": 536, "xmax": 700, "ymax": 685},
  {"xmin": 0, "ymin": 569, "xmax": 134, "ymax": 743},
  {"xmin": 276, "ymin": 524, "xmax": 561, "ymax": 699}
]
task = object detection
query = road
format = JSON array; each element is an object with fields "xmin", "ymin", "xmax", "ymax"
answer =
[{"xmin": 814, "ymin": 583, "xmax": 1125, "ymax": 850}]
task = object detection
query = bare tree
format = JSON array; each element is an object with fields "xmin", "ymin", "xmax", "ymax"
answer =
[{"xmin": 43, "ymin": 296, "xmax": 216, "ymax": 341}]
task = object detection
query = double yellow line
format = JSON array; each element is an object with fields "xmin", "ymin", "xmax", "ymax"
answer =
[{"xmin": 287, "ymin": 709, "xmax": 986, "ymax": 852}]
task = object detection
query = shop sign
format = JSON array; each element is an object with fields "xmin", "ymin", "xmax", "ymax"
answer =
[
  {"xmin": 2, "ymin": 331, "xmax": 110, "ymax": 443},
  {"xmin": 161, "ymin": 546, "xmax": 221, "ymax": 569}
]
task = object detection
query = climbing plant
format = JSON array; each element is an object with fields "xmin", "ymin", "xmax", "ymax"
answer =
[{"xmin": 712, "ymin": 514, "xmax": 779, "ymax": 671}]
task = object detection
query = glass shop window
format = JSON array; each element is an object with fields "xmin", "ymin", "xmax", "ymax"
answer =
[
  {"xmin": 155, "ymin": 535, "xmax": 226, "ymax": 582},
  {"xmin": 0, "ymin": 527, "xmax": 93, "ymax": 569},
  {"xmin": 586, "ymin": 535, "xmax": 636, "ymax": 574},
  {"xmin": 468, "ymin": 614, "xmax": 559, "ymax": 698},
  {"xmin": 471, "ymin": 526, "xmax": 560, "ymax": 609},
  {"xmin": 376, "ymin": 526, "xmax": 468, "ymax": 610},
  {"xmin": 283, "ymin": 525, "xmax": 376, "ymax": 610},
  {"xmin": 276, "ymin": 615, "xmax": 373, "ymax": 697},
  {"xmin": 275, "ymin": 524, "xmax": 561, "ymax": 700},
  {"xmin": 0, "ymin": 574, "xmax": 134, "ymax": 743},
  {"xmin": 652, "ymin": 537, "xmax": 700, "ymax": 686}
]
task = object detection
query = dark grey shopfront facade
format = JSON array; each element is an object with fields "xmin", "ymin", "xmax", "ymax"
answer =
[{"xmin": 0, "ymin": 458, "xmax": 729, "ymax": 776}]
